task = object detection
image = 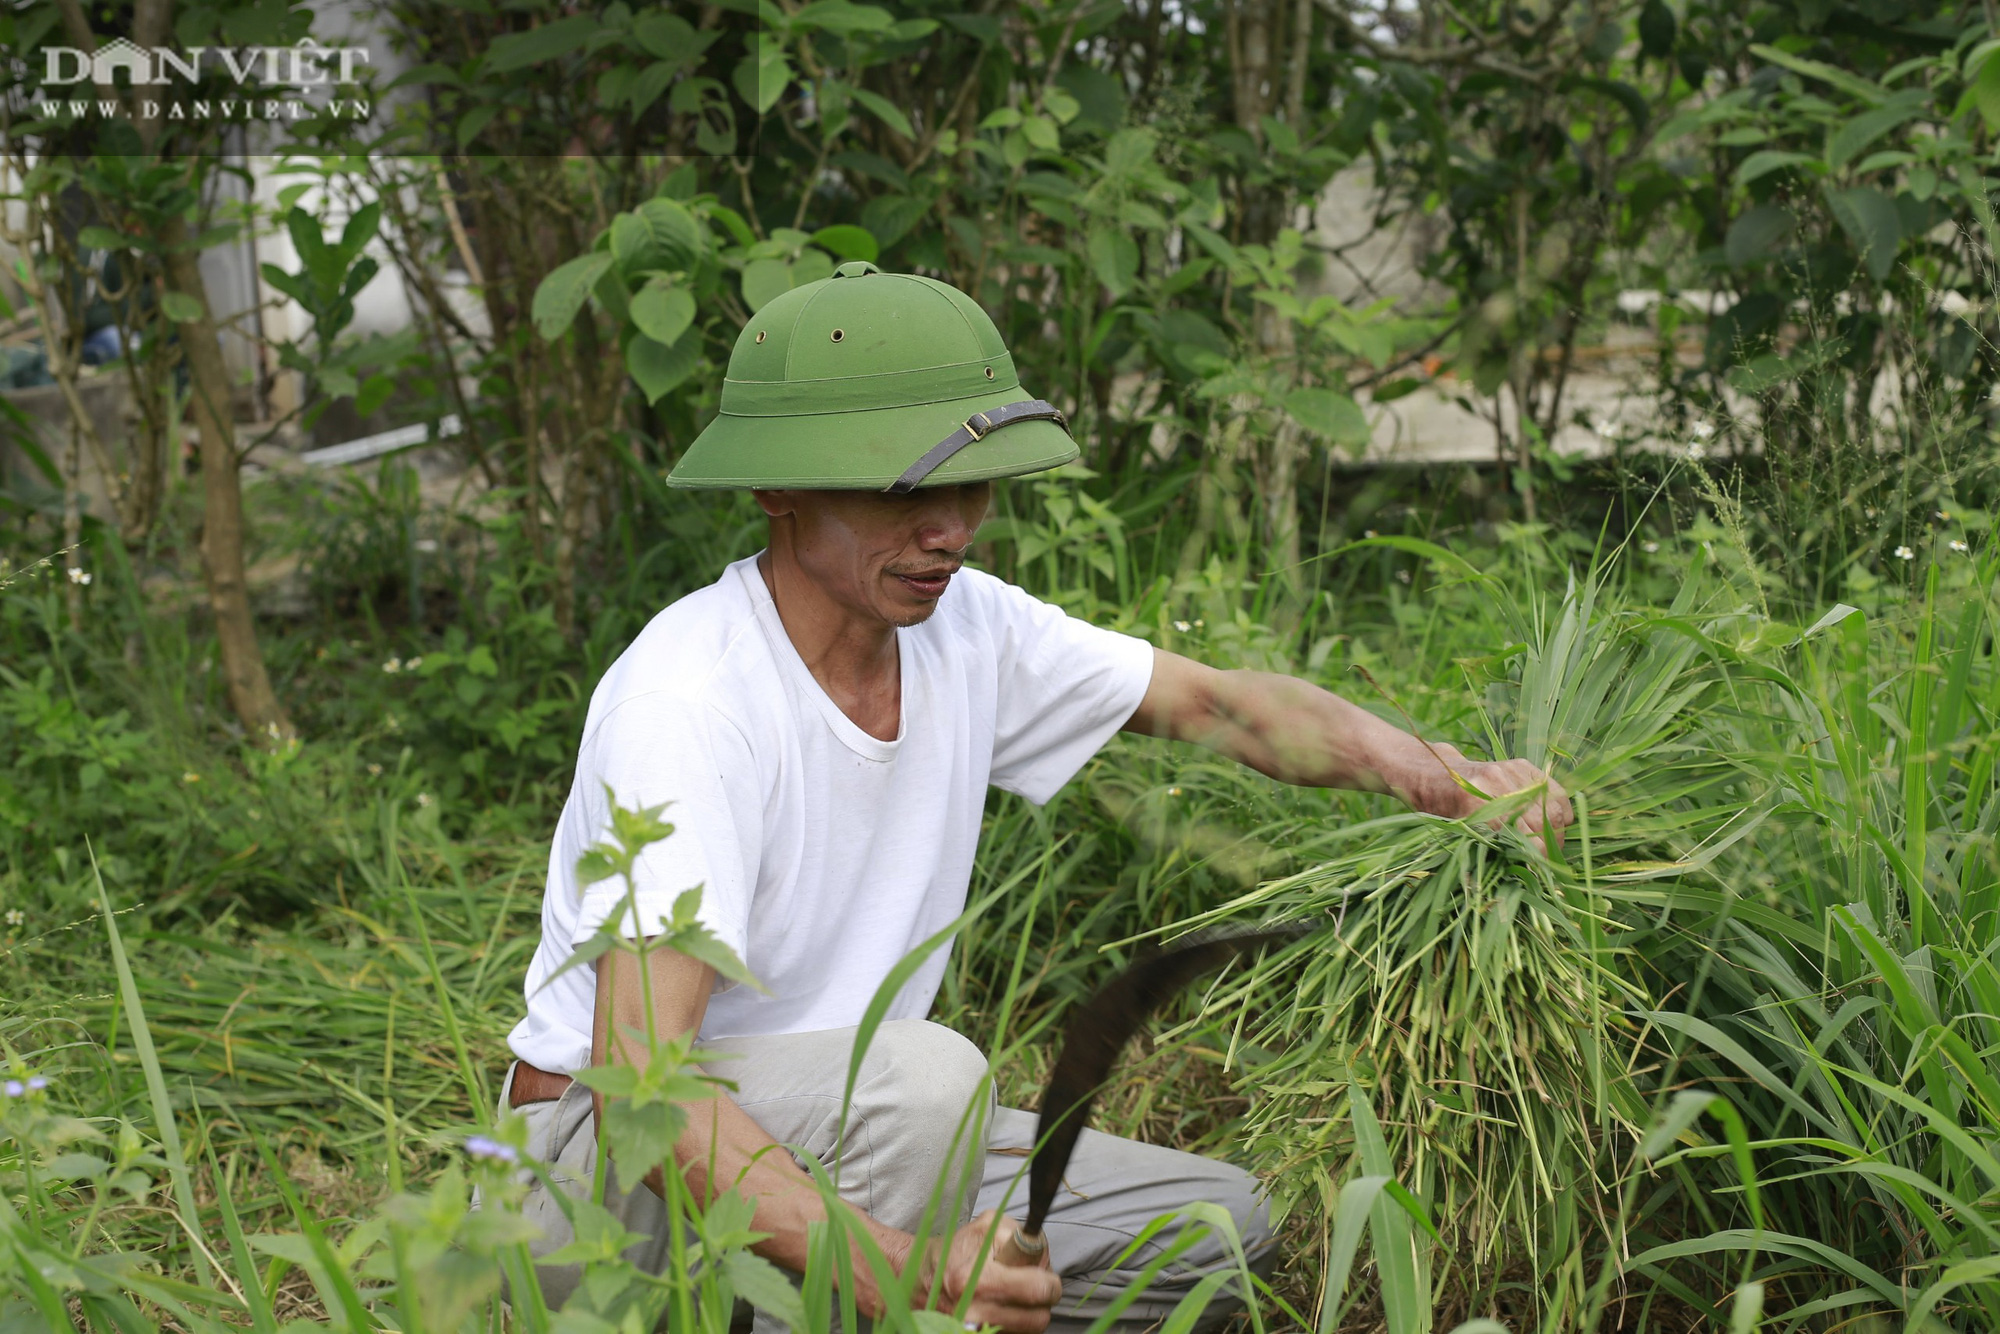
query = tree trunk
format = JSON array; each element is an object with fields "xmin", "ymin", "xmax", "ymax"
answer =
[
  {"xmin": 162, "ymin": 227, "xmax": 293, "ymax": 743},
  {"xmin": 63, "ymin": 416, "xmax": 83, "ymax": 631}
]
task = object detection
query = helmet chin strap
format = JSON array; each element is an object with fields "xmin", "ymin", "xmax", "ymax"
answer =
[{"xmin": 884, "ymin": 399, "xmax": 1069, "ymax": 495}]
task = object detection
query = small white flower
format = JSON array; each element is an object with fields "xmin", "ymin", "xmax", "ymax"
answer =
[
  {"xmin": 1894, "ymin": 546, "xmax": 1915, "ymax": 561},
  {"xmin": 265, "ymin": 721, "xmax": 281, "ymax": 739},
  {"xmin": 1691, "ymin": 420, "xmax": 1716, "ymax": 440},
  {"xmin": 1396, "ymin": 568, "xmax": 1412, "ymax": 584},
  {"xmin": 1363, "ymin": 529, "xmax": 1378, "ymax": 539},
  {"xmin": 3, "ymin": 910, "xmax": 22, "ymax": 928},
  {"xmin": 367, "ymin": 762, "xmax": 383, "ymax": 777},
  {"xmin": 404, "ymin": 656, "xmax": 423, "ymax": 670},
  {"xmin": 66, "ymin": 566, "xmax": 91, "ymax": 585},
  {"xmin": 382, "ymin": 658, "xmax": 402, "ymax": 674},
  {"xmin": 1950, "ymin": 539, "xmax": 1969, "ymax": 553},
  {"xmin": 416, "ymin": 792, "xmax": 433, "ymax": 808},
  {"xmin": 1686, "ymin": 440, "xmax": 1706, "ymax": 461},
  {"xmin": 1641, "ymin": 540, "xmax": 1660, "ymax": 554},
  {"xmin": 1193, "ymin": 619, "xmax": 1204, "ymax": 628},
  {"xmin": 1173, "ymin": 620, "xmax": 1192, "ymax": 632},
  {"xmin": 385, "ymin": 714, "xmax": 401, "ymax": 733},
  {"xmin": 1591, "ymin": 417, "xmax": 1617, "ymax": 437},
  {"xmin": 182, "ymin": 771, "xmax": 200, "ymax": 784},
  {"xmin": 1167, "ymin": 786, "xmax": 1183, "ymax": 796},
  {"xmin": 1865, "ymin": 507, "xmax": 1878, "ymax": 519},
  {"xmin": 1936, "ymin": 510, "xmax": 1951, "ymax": 522}
]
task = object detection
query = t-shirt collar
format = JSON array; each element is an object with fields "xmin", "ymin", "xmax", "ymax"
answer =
[{"xmin": 735, "ymin": 555, "xmax": 905, "ymax": 762}]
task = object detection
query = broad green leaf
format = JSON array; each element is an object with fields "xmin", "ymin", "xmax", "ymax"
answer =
[
  {"xmin": 611, "ymin": 198, "xmax": 704, "ymax": 276},
  {"xmin": 538, "ymin": 1198, "xmax": 651, "ymax": 1267},
  {"xmin": 1827, "ymin": 95, "xmax": 1925, "ymax": 170},
  {"xmin": 1736, "ymin": 150, "xmax": 1816, "ymax": 187},
  {"xmin": 979, "ymin": 106, "xmax": 1022, "ymax": 130},
  {"xmin": 532, "ymin": 252, "xmax": 614, "ymax": 341},
  {"xmin": 161, "ymin": 291, "xmax": 204, "ymax": 323},
  {"xmin": 1088, "ymin": 227, "xmax": 1139, "ymax": 297},
  {"xmin": 732, "ymin": 40, "xmax": 792, "ymax": 115},
  {"xmin": 633, "ymin": 12, "xmax": 696, "ymax": 58},
  {"xmin": 77, "ymin": 225, "xmax": 129, "ymax": 251},
  {"xmin": 741, "ymin": 257, "xmax": 795, "ymax": 312},
  {"xmin": 630, "ymin": 279, "xmax": 696, "ymax": 347},
  {"xmin": 1749, "ymin": 42, "xmax": 1889, "ymax": 105},
  {"xmin": 1105, "ymin": 127, "xmax": 1157, "ymax": 176},
  {"xmin": 1977, "ymin": 46, "xmax": 2000, "ymax": 131},
  {"xmin": 812, "ymin": 224, "xmax": 878, "ymax": 262},
  {"xmin": 860, "ymin": 194, "xmax": 929, "ymax": 248},
  {"xmin": 723, "ymin": 1250, "xmax": 809, "ymax": 1329},
  {"xmin": 1852, "ymin": 149, "xmax": 1915, "ymax": 174},
  {"xmin": 1043, "ymin": 88, "xmax": 1081, "ymax": 124},
  {"xmin": 792, "ymin": 0, "xmax": 893, "ymax": 32},
  {"xmin": 1021, "ymin": 113, "xmax": 1060, "ymax": 151},
  {"xmin": 485, "ymin": 13, "xmax": 597, "ymax": 72},
  {"xmin": 791, "ymin": 248, "xmax": 834, "ymax": 286},
  {"xmin": 456, "ymin": 103, "xmax": 499, "ymax": 151},
  {"xmin": 627, "ymin": 327, "xmax": 701, "ymax": 404},
  {"xmin": 1824, "ymin": 184, "xmax": 1902, "ymax": 280},
  {"xmin": 354, "ymin": 374, "xmax": 393, "ymax": 417},
  {"xmin": 849, "ymin": 86, "xmax": 914, "ymax": 139},
  {"xmin": 1286, "ymin": 388, "xmax": 1368, "ymax": 447},
  {"xmin": 628, "ymin": 59, "xmax": 681, "ymax": 118},
  {"xmin": 1638, "ymin": 0, "xmax": 1675, "ymax": 58},
  {"xmin": 671, "ymin": 76, "xmax": 737, "ymax": 155},
  {"xmin": 1725, "ymin": 205, "xmax": 1792, "ymax": 267}
]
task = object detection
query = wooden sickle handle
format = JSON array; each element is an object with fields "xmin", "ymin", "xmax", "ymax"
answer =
[{"xmin": 993, "ymin": 1224, "xmax": 1046, "ymax": 1268}]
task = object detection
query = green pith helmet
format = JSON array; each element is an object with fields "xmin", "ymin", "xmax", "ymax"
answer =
[{"xmin": 668, "ymin": 261, "xmax": 1078, "ymax": 491}]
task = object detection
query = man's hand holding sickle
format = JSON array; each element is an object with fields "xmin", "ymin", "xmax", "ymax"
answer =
[{"xmin": 973, "ymin": 925, "xmax": 1310, "ymax": 1305}]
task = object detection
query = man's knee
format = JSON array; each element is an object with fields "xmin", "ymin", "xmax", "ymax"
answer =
[
  {"xmin": 1212, "ymin": 1160, "xmax": 1275, "ymax": 1262},
  {"xmin": 854, "ymin": 1019, "xmax": 992, "ymax": 1138}
]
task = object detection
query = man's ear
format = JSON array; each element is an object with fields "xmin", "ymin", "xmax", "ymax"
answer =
[{"xmin": 751, "ymin": 489, "xmax": 796, "ymax": 518}]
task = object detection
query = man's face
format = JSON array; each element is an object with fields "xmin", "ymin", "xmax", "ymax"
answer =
[{"xmin": 754, "ymin": 482, "xmax": 994, "ymax": 627}]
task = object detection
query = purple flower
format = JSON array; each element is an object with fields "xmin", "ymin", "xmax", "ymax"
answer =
[
  {"xmin": 463, "ymin": 1134, "xmax": 519, "ymax": 1165},
  {"xmin": 26, "ymin": 1076, "xmax": 46, "ymax": 1092},
  {"xmin": 2, "ymin": 1080, "xmax": 22, "ymax": 1098}
]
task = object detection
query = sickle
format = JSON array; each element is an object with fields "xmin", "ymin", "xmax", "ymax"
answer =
[{"xmin": 991, "ymin": 924, "xmax": 1310, "ymax": 1268}]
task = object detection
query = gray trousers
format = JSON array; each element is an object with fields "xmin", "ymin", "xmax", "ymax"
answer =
[{"xmin": 509, "ymin": 1019, "xmax": 1275, "ymax": 1330}]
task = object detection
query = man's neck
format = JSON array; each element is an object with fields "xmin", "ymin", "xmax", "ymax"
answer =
[{"xmin": 756, "ymin": 549, "xmax": 902, "ymax": 742}]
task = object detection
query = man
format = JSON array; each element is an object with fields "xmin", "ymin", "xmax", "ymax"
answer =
[{"xmin": 502, "ymin": 261, "xmax": 1572, "ymax": 1330}]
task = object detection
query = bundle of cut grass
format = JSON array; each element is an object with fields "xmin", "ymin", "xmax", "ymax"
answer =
[{"xmin": 1171, "ymin": 547, "xmax": 1786, "ymax": 1307}]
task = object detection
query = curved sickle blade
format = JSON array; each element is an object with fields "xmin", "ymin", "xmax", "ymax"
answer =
[{"xmin": 1022, "ymin": 924, "xmax": 1309, "ymax": 1237}]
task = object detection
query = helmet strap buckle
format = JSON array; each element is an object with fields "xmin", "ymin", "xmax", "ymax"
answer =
[{"xmin": 885, "ymin": 398, "xmax": 1069, "ymax": 494}]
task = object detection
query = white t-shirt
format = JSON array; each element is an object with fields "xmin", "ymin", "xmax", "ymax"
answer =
[{"xmin": 506, "ymin": 555, "xmax": 1155, "ymax": 1073}]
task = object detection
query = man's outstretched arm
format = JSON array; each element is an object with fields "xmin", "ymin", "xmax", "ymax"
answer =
[
  {"xmin": 592, "ymin": 946, "xmax": 1062, "ymax": 1330},
  {"xmin": 1123, "ymin": 647, "xmax": 1574, "ymax": 849}
]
